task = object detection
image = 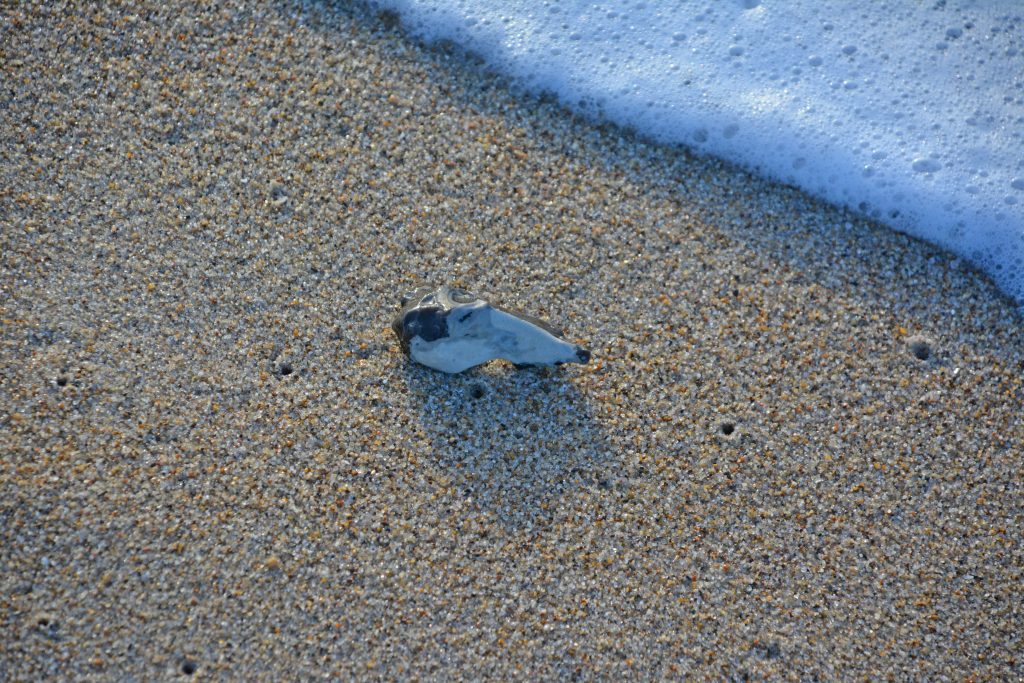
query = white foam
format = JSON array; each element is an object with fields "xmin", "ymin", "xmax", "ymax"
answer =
[{"xmin": 370, "ymin": 1, "xmax": 1024, "ymax": 304}]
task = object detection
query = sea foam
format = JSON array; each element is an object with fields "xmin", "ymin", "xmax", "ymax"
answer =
[{"xmin": 369, "ymin": 1, "xmax": 1024, "ymax": 304}]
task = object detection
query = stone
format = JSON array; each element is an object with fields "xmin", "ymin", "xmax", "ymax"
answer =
[{"xmin": 391, "ymin": 285, "xmax": 591, "ymax": 373}]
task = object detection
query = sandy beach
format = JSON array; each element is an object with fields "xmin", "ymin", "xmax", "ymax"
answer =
[{"xmin": 2, "ymin": 1, "xmax": 1022, "ymax": 680}]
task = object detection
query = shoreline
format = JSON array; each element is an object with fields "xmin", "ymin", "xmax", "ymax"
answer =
[{"xmin": 2, "ymin": 1, "xmax": 1022, "ymax": 680}]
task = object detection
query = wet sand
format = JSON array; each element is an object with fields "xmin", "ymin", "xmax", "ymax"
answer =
[{"xmin": 1, "ymin": 1, "xmax": 1022, "ymax": 680}]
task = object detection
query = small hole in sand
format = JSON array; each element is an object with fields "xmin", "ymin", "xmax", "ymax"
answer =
[
  {"xmin": 720, "ymin": 422, "xmax": 735, "ymax": 436},
  {"xmin": 33, "ymin": 614, "xmax": 60, "ymax": 638},
  {"xmin": 279, "ymin": 363, "xmax": 293, "ymax": 376},
  {"xmin": 56, "ymin": 376, "xmax": 68, "ymax": 387},
  {"xmin": 469, "ymin": 384, "xmax": 486, "ymax": 399},
  {"xmin": 908, "ymin": 338, "xmax": 932, "ymax": 361},
  {"xmin": 181, "ymin": 659, "xmax": 197, "ymax": 676}
]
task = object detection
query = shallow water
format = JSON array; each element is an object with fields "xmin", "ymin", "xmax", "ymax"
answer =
[{"xmin": 370, "ymin": 0, "xmax": 1024, "ymax": 304}]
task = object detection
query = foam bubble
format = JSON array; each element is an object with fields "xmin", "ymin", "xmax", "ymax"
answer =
[{"xmin": 912, "ymin": 158, "xmax": 942, "ymax": 173}]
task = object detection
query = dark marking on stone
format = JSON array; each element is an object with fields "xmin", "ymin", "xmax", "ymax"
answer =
[
  {"xmin": 394, "ymin": 306, "xmax": 448, "ymax": 353},
  {"xmin": 393, "ymin": 288, "xmax": 452, "ymax": 354}
]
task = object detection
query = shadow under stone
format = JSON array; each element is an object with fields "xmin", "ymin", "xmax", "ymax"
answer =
[{"xmin": 398, "ymin": 360, "xmax": 611, "ymax": 529}]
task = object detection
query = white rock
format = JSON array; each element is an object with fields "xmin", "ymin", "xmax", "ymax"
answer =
[{"xmin": 391, "ymin": 285, "xmax": 590, "ymax": 373}]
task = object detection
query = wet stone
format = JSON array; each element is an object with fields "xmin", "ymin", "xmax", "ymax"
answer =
[{"xmin": 391, "ymin": 285, "xmax": 590, "ymax": 373}]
